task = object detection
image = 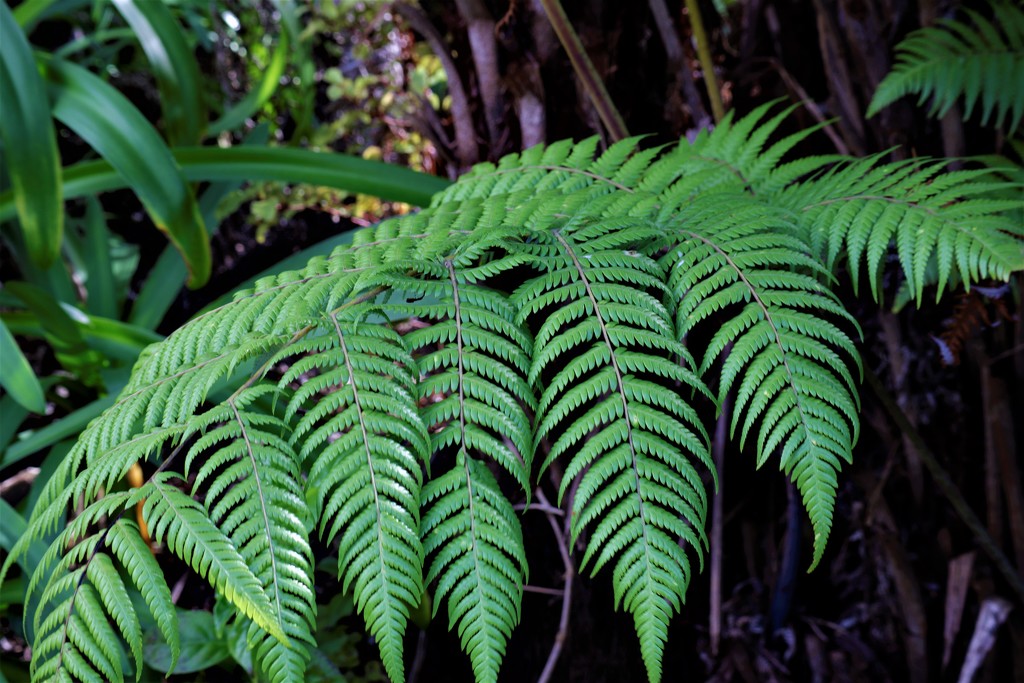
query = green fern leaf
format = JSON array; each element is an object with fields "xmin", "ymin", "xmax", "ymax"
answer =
[
  {"xmin": 516, "ymin": 209, "xmax": 713, "ymax": 683},
  {"xmin": 6, "ymin": 110, "xmax": 1023, "ymax": 683},
  {"xmin": 867, "ymin": 2, "xmax": 1024, "ymax": 133},
  {"xmin": 421, "ymin": 460, "xmax": 528, "ymax": 683},
  {"xmin": 283, "ymin": 304, "xmax": 428, "ymax": 682},
  {"xmin": 27, "ymin": 507, "xmax": 177, "ymax": 682},
  {"xmin": 143, "ymin": 474, "xmax": 285, "ymax": 643},
  {"xmin": 393, "ymin": 249, "xmax": 534, "ymax": 683},
  {"xmin": 183, "ymin": 385, "xmax": 316, "ymax": 683},
  {"xmin": 788, "ymin": 157, "xmax": 1024, "ymax": 302},
  {"xmin": 643, "ymin": 101, "xmax": 832, "ymax": 201},
  {"xmin": 107, "ymin": 521, "xmax": 179, "ymax": 673},
  {"xmin": 664, "ymin": 196, "xmax": 862, "ymax": 568}
]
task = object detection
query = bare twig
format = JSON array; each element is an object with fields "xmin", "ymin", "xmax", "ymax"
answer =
[
  {"xmin": 536, "ymin": 0, "xmax": 629, "ymax": 141},
  {"xmin": 684, "ymin": 0, "xmax": 725, "ymax": 122},
  {"xmin": 535, "ymin": 487, "xmax": 573, "ymax": 683},
  {"xmin": 647, "ymin": 0, "xmax": 710, "ymax": 127},
  {"xmin": 758, "ymin": 56, "xmax": 850, "ymax": 155},
  {"xmin": 514, "ymin": 500, "xmax": 565, "ymax": 516},
  {"xmin": 0, "ymin": 466, "xmax": 38, "ymax": 498},
  {"xmin": 809, "ymin": 0, "xmax": 866, "ymax": 155}
]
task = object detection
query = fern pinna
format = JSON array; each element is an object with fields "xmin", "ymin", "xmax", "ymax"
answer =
[
  {"xmin": 867, "ymin": 0, "xmax": 1024, "ymax": 134},
  {"xmin": 3, "ymin": 104, "xmax": 1022, "ymax": 683}
]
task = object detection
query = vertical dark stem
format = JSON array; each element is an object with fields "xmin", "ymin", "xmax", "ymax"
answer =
[
  {"xmin": 709, "ymin": 392, "xmax": 730, "ymax": 656},
  {"xmin": 769, "ymin": 480, "xmax": 801, "ymax": 632},
  {"xmin": 454, "ymin": 0, "xmax": 504, "ymax": 148},
  {"xmin": 684, "ymin": 0, "xmax": 725, "ymax": 122},
  {"xmin": 536, "ymin": 0, "xmax": 629, "ymax": 141}
]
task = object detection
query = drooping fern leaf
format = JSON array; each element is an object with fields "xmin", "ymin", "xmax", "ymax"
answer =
[
  {"xmin": 786, "ymin": 155, "xmax": 1024, "ymax": 301},
  {"xmin": 143, "ymin": 474, "xmax": 285, "ymax": 641},
  {"xmin": 29, "ymin": 502, "xmax": 167, "ymax": 683},
  {"xmin": 2, "ymin": 105, "xmax": 1022, "ymax": 683},
  {"xmin": 867, "ymin": 1, "xmax": 1024, "ymax": 133},
  {"xmin": 661, "ymin": 196, "xmax": 862, "ymax": 568},
  {"xmin": 281, "ymin": 303, "xmax": 428, "ymax": 683},
  {"xmin": 391, "ymin": 238, "xmax": 534, "ymax": 683},
  {"xmin": 514, "ymin": 195, "xmax": 714, "ymax": 683},
  {"xmin": 183, "ymin": 385, "xmax": 316, "ymax": 682}
]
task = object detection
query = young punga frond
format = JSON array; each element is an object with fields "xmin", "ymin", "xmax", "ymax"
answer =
[
  {"xmin": 867, "ymin": 1, "xmax": 1024, "ymax": 134},
  {"xmin": 2, "ymin": 105, "xmax": 1022, "ymax": 683}
]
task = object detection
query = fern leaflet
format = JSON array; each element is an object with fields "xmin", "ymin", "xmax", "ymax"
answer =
[
  {"xmin": 867, "ymin": 1, "xmax": 1024, "ymax": 133},
  {"xmin": 516, "ymin": 206, "xmax": 713, "ymax": 683}
]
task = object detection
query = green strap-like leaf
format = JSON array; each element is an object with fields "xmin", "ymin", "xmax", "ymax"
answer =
[
  {"xmin": 0, "ymin": 1, "xmax": 63, "ymax": 268},
  {"xmin": 0, "ymin": 147, "xmax": 450, "ymax": 227},
  {"xmin": 40, "ymin": 54, "xmax": 212, "ymax": 288},
  {"xmin": 112, "ymin": 0, "xmax": 206, "ymax": 145},
  {"xmin": 0, "ymin": 317, "xmax": 45, "ymax": 414}
]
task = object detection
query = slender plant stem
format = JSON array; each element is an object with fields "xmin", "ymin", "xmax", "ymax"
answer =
[
  {"xmin": 864, "ymin": 366, "xmax": 1024, "ymax": 607},
  {"xmin": 536, "ymin": 0, "xmax": 629, "ymax": 141},
  {"xmin": 536, "ymin": 486, "xmax": 574, "ymax": 683},
  {"xmin": 709, "ymin": 390, "xmax": 730, "ymax": 656},
  {"xmin": 684, "ymin": 0, "xmax": 725, "ymax": 123}
]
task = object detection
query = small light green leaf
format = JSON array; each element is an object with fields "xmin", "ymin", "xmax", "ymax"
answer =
[{"xmin": 143, "ymin": 609, "xmax": 231, "ymax": 675}]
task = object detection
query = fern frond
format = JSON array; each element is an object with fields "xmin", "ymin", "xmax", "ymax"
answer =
[
  {"xmin": 421, "ymin": 460, "xmax": 528, "ymax": 683},
  {"xmin": 143, "ymin": 474, "xmax": 285, "ymax": 642},
  {"xmin": 6, "ymin": 110, "xmax": 1023, "ymax": 683},
  {"xmin": 643, "ymin": 101, "xmax": 834, "ymax": 201},
  {"xmin": 28, "ymin": 515, "xmax": 178, "ymax": 683},
  {"xmin": 393, "ymin": 248, "xmax": 534, "ymax": 683},
  {"xmin": 867, "ymin": 1, "xmax": 1024, "ymax": 133},
  {"xmin": 283, "ymin": 304, "xmax": 428, "ymax": 683},
  {"xmin": 788, "ymin": 157, "xmax": 1024, "ymax": 302},
  {"xmin": 183, "ymin": 385, "xmax": 316, "ymax": 683},
  {"xmin": 516, "ymin": 211, "xmax": 713, "ymax": 683},
  {"xmin": 664, "ymin": 197, "xmax": 862, "ymax": 568}
]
